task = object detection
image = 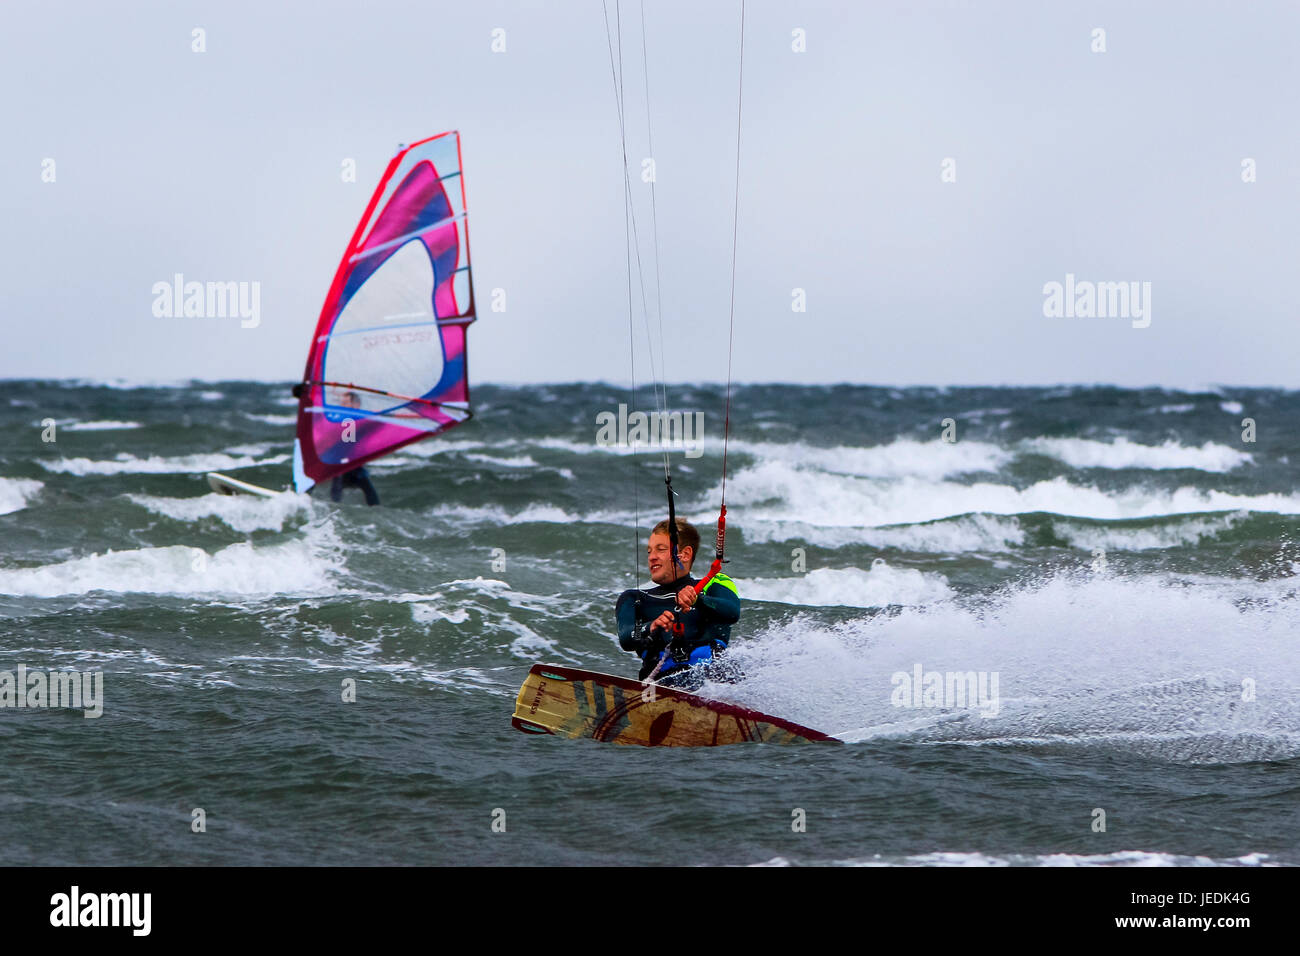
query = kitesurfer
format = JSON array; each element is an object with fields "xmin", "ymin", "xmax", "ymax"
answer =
[{"xmin": 615, "ymin": 518, "xmax": 739, "ymax": 690}]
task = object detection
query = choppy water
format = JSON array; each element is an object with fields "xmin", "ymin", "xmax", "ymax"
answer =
[{"xmin": 2, "ymin": 380, "xmax": 1298, "ymax": 865}]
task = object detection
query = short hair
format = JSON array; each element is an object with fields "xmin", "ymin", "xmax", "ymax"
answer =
[{"xmin": 651, "ymin": 519, "xmax": 700, "ymax": 564}]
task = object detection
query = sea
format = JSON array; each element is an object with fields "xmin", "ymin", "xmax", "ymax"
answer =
[{"xmin": 1, "ymin": 380, "xmax": 1297, "ymax": 866}]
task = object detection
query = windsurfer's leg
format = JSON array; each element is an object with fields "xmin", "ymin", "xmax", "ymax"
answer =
[
  {"xmin": 330, "ymin": 476, "xmax": 344, "ymax": 502},
  {"xmin": 355, "ymin": 469, "xmax": 379, "ymax": 506}
]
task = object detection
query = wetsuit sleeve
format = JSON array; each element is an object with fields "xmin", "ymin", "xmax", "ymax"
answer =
[
  {"xmin": 696, "ymin": 582, "xmax": 739, "ymax": 624},
  {"xmin": 615, "ymin": 589, "xmax": 645, "ymax": 651}
]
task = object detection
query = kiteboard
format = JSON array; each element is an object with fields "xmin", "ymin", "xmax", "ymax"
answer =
[
  {"xmin": 512, "ymin": 663, "xmax": 840, "ymax": 747},
  {"xmin": 205, "ymin": 471, "xmax": 279, "ymax": 498}
]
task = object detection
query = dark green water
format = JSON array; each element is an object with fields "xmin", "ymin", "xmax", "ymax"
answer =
[{"xmin": 1, "ymin": 381, "xmax": 1297, "ymax": 864}]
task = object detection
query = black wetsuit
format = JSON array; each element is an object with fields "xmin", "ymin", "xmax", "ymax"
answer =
[
  {"xmin": 330, "ymin": 467, "xmax": 379, "ymax": 506},
  {"xmin": 615, "ymin": 572, "xmax": 740, "ymax": 688}
]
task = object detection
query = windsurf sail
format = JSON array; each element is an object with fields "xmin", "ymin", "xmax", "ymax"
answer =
[
  {"xmin": 512, "ymin": 664, "xmax": 840, "ymax": 746},
  {"xmin": 293, "ymin": 131, "xmax": 475, "ymax": 492}
]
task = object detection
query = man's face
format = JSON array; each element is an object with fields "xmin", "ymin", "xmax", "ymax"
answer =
[{"xmin": 647, "ymin": 532, "xmax": 692, "ymax": 585}]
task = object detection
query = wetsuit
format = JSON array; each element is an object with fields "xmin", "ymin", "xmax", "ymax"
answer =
[
  {"xmin": 615, "ymin": 572, "xmax": 740, "ymax": 690},
  {"xmin": 330, "ymin": 466, "xmax": 379, "ymax": 506}
]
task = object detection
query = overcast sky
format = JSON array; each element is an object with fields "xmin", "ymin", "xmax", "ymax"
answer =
[{"xmin": 3, "ymin": 0, "xmax": 1298, "ymax": 387}]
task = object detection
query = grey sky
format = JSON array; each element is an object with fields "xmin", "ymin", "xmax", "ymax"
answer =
[{"xmin": 2, "ymin": 0, "xmax": 1298, "ymax": 387}]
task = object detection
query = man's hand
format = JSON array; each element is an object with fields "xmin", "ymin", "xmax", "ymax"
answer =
[
  {"xmin": 650, "ymin": 610, "xmax": 677, "ymax": 633},
  {"xmin": 676, "ymin": 585, "xmax": 698, "ymax": 609}
]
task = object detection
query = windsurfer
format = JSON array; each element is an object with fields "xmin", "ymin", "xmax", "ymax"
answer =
[
  {"xmin": 291, "ymin": 384, "xmax": 380, "ymax": 506},
  {"xmin": 615, "ymin": 518, "xmax": 739, "ymax": 690},
  {"xmin": 329, "ymin": 390, "xmax": 380, "ymax": 506}
]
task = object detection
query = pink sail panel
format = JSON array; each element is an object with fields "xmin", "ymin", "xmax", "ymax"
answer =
[{"xmin": 294, "ymin": 131, "xmax": 475, "ymax": 491}]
